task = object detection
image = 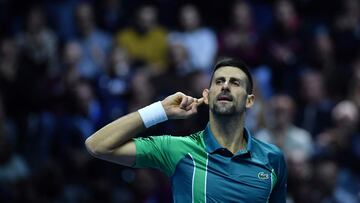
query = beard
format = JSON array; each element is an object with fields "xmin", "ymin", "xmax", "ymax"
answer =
[
  {"xmin": 209, "ymin": 92, "xmax": 247, "ymax": 116},
  {"xmin": 212, "ymin": 101, "xmax": 238, "ymax": 115}
]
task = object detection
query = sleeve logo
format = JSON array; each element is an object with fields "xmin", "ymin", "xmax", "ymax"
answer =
[{"xmin": 257, "ymin": 172, "xmax": 269, "ymax": 180}]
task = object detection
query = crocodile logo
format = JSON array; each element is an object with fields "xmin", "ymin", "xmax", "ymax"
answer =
[{"xmin": 258, "ymin": 172, "xmax": 269, "ymax": 180}]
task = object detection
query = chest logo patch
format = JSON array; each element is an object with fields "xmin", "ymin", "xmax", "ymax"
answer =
[{"xmin": 257, "ymin": 172, "xmax": 269, "ymax": 180}]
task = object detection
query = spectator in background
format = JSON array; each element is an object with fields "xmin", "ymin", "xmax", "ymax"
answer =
[
  {"xmin": 152, "ymin": 43, "xmax": 193, "ymax": 99},
  {"xmin": 96, "ymin": 0, "xmax": 127, "ymax": 33},
  {"xmin": 127, "ymin": 70, "xmax": 156, "ymax": 112},
  {"xmin": 256, "ymin": 94, "xmax": 313, "ymax": 159},
  {"xmin": 15, "ymin": 6, "xmax": 58, "ymax": 112},
  {"xmin": 218, "ymin": 0, "xmax": 263, "ymax": 67},
  {"xmin": 333, "ymin": 0, "xmax": 360, "ymax": 63},
  {"xmin": 16, "ymin": 6, "xmax": 59, "ymax": 75},
  {"xmin": 0, "ymin": 95, "xmax": 17, "ymax": 152},
  {"xmin": 349, "ymin": 55, "xmax": 360, "ymax": 109},
  {"xmin": 315, "ymin": 101, "xmax": 360, "ymax": 203},
  {"xmin": 316, "ymin": 101, "xmax": 360, "ymax": 167},
  {"xmin": 0, "ymin": 38, "xmax": 18, "ymax": 93},
  {"xmin": 286, "ymin": 149, "xmax": 313, "ymax": 203},
  {"xmin": 74, "ymin": 2, "xmax": 112, "ymax": 80},
  {"xmin": 132, "ymin": 169, "xmax": 171, "ymax": 203},
  {"xmin": 44, "ymin": 0, "xmax": 80, "ymax": 41},
  {"xmin": 265, "ymin": 0, "xmax": 303, "ymax": 94},
  {"xmin": 0, "ymin": 134, "xmax": 29, "ymax": 186},
  {"xmin": 0, "ymin": 38, "xmax": 19, "ymax": 119},
  {"xmin": 51, "ymin": 41, "xmax": 82, "ymax": 116},
  {"xmin": 310, "ymin": 159, "xmax": 342, "ymax": 203},
  {"xmin": 309, "ymin": 156, "xmax": 360, "ymax": 203},
  {"xmin": 306, "ymin": 27, "xmax": 349, "ymax": 101},
  {"xmin": 297, "ymin": 70, "xmax": 334, "ymax": 136},
  {"xmin": 166, "ymin": 43, "xmax": 193, "ymax": 76},
  {"xmin": 96, "ymin": 45, "xmax": 133, "ymax": 123},
  {"xmin": 116, "ymin": 4, "xmax": 168, "ymax": 73},
  {"xmin": 9, "ymin": 6, "xmax": 59, "ymax": 152},
  {"xmin": 245, "ymin": 80, "xmax": 267, "ymax": 133},
  {"xmin": 61, "ymin": 42, "xmax": 83, "ymax": 89},
  {"xmin": 307, "ymin": 27, "xmax": 337, "ymax": 73},
  {"xmin": 168, "ymin": 4, "xmax": 217, "ymax": 72},
  {"xmin": 60, "ymin": 80, "xmax": 102, "ymax": 153}
]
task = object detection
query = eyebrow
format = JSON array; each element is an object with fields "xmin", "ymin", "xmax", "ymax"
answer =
[{"xmin": 214, "ymin": 76, "xmax": 243, "ymax": 82}]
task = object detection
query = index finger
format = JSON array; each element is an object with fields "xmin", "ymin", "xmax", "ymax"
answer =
[{"xmin": 195, "ymin": 97, "xmax": 205, "ymax": 106}]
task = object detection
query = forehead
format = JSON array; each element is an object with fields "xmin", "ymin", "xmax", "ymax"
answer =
[{"xmin": 213, "ymin": 66, "xmax": 247, "ymax": 80}]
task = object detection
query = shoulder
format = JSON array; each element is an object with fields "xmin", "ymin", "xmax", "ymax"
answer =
[
  {"xmin": 170, "ymin": 130, "xmax": 205, "ymax": 149},
  {"xmin": 134, "ymin": 130, "xmax": 204, "ymax": 148},
  {"xmin": 251, "ymin": 136, "xmax": 285, "ymax": 163}
]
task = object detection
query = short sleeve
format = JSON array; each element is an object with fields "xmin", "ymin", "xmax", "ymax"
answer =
[{"xmin": 133, "ymin": 135, "xmax": 180, "ymax": 176}]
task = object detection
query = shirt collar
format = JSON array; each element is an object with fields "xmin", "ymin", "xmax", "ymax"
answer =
[{"xmin": 204, "ymin": 123, "xmax": 253, "ymax": 156}]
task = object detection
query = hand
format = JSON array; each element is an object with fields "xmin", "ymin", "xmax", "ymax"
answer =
[{"xmin": 161, "ymin": 92, "xmax": 204, "ymax": 120}]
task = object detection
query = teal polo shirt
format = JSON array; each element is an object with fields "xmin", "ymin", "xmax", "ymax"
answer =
[{"xmin": 133, "ymin": 125, "xmax": 287, "ymax": 203}]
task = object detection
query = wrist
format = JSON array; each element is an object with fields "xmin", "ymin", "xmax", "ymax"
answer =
[{"xmin": 138, "ymin": 101, "xmax": 168, "ymax": 128}]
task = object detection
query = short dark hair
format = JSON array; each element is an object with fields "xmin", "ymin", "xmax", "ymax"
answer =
[{"xmin": 210, "ymin": 57, "xmax": 253, "ymax": 94}]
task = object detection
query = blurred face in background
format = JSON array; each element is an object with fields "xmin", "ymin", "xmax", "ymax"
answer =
[
  {"xmin": 232, "ymin": 1, "xmax": 252, "ymax": 29},
  {"xmin": 314, "ymin": 30, "xmax": 334, "ymax": 57},
  {"xmin": 344, "ymin": 0, "xmax": 360, "ymax": 17},
  {"xmin": 63, "ymin": 42, "xmax": 82, "ymax": 67},
  {"xmin": 27, "ymin": 7, "xmax": 45, "ymax": 33},
  {"xmin": 314, "ymin": 160, "xmax": 338, "ymax": 194},
  {"xmin": 73, "ymin": 81, "xmax": 94, "ymax": 115},
  {"xmin": 136, "ymin": 5, "xmax": 157, "ymax": 31},
  {"xmin": 0, "ymin": 38, "xmax": 18, "ymax": 81},
  {"xmin": 275, "ymin": 0, "xmax": 297, "ymax": 29},
  {"xmin": 108, "ymin": 46, "xmax": 130, "ymax": 76},
  {"xmin": 287, "ymin": 150, "xmax": 312, "ymax": 182},
  {"xmin": 169, "ymin": 43, "xmax": 188, "ymax": 65},
  {"xmin": 76, "ymin": 3, "xmax": 95, "ymax": 36},
  {"xmin": 269, "ymin": 95, "xmax": 295, "ymax": 128},
  {"xmin": 180, "ymin": 5, "xmax": 200, "ymax": 31},
  {"xmin": 332, "ymin": 100, "xmax": 359, "ymax": 129},
  {"xmin": 300, "ymin": 72, "xmax": 325, "ymax": 103}
]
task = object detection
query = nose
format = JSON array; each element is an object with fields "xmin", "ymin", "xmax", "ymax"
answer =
[{"xmin": 221, "ymin": 80, "xmax": 230, "ymax": 91}]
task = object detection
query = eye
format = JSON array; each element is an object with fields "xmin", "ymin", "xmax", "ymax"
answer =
[
  {"xmin": 232, "ymin": 80, "xmax": 241, "ymax": 86},
  {"xmin": 215, "ymin": 79, "xmax": 224, "ymax": 85}
]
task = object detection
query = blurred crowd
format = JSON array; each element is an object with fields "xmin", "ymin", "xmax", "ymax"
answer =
[{"xmin": 0, "ymin": 0, "xmax": 360, "ymax": 202}]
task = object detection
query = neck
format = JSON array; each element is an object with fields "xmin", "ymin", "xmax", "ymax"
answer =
[{"xmin": 209, "ymin": 112, "xmax": 247, "ymax": 154}]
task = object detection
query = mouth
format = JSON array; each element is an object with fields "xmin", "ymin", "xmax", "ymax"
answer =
[{"xmin": 217, "ymin": 94, "xmax": 233, "ymax": 102}]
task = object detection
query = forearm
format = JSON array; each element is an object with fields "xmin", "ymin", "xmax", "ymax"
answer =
[
  {"xmin": 84, "ymin": 92, "xmax": 203, "ymax": 166},
  {"xmin": 85, "ymin": 111, "xmax": 144, "ymax": 155}
]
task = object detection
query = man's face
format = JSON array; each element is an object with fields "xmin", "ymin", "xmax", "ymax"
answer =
[{"xmin": 203, "ymin": 66, "xmax": 254, "ymax": 115}]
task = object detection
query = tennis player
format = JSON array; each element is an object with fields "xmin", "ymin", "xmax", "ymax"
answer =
[{"xmin": 86, "ymin": 58, "xmax": 287, "ymax": 202}]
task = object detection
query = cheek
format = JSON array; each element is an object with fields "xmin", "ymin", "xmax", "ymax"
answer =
[
  {"xmin": 208, "ymin": 91, "xmax": 217, "ymax": 102},
  {"xmin": 236, "ymin": 93, "xmax": 248, "ymax": 105}
]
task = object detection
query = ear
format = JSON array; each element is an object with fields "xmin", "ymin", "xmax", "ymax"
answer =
[
  {"xmin": 246, "ymin": 94, "xmax": 255, "ymax": 108},
  {"xmin": 202, "ymin": 89, "xmax": 209, "ymax": 105}
]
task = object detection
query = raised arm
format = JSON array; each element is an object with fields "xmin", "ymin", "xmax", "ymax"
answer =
[{"xmin": 85, "ymin": 92, "xmax": 204, "ymax": 166}]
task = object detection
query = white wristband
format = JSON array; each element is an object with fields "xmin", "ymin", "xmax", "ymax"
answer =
[{"xmin": 138, "ymin": 101, "xmax": 168, "ymax": 128}]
